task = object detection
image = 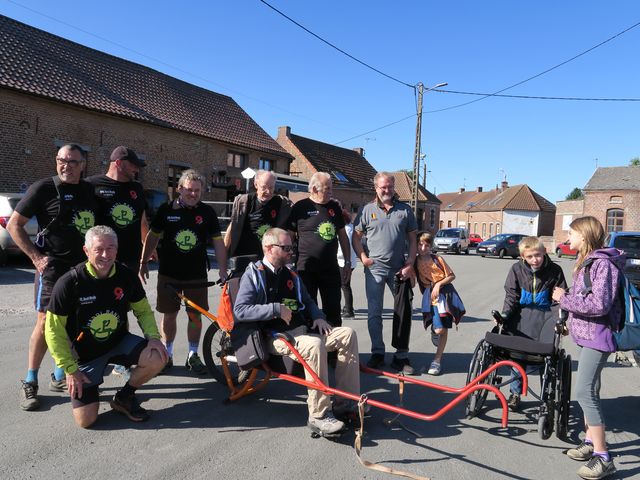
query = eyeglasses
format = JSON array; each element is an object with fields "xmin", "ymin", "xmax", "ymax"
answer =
[
  {"xmin": 56, "ymin": 158, "xmax": 83, "ymax": 167},
  {"xmin": 271, "ymin": 244, "xmax": 294, "ymax": 252}
]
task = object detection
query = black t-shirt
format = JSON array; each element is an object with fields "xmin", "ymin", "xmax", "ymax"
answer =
[
  {"xmin": 234, "ymin": 194, "xmax": 284, "ymax": 257},
  {"xmin": 150, "ymin": 201, "xmax": 221, "ymax": 279},
  {"xmin": 86, "ymin": 175, "xmax": 147, "ymax": 265},
  {"xmin": 48, "ymin": 262, "xmax": 146, "ymax": 362},
  {"xmin": 286, "ymin": 198, "xmax": 345, "ymax": 271},
  {"xmin": 15, "ymin": 177, "xmax": 97, "ymax": 264}
]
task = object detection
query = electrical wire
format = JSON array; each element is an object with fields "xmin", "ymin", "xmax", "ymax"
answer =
[
  {"xmin": 435, "ymin": 89, "xmax": 640, "ymax": 101},
  {"xmin": 334, "ymin": 114, "xmax": 416, "ymax": 145},
  {"xmin": 259, "ymin": 0, "xmax": 414, "ymax": 89}
]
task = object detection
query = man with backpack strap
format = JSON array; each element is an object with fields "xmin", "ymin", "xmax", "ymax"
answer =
[{"xmin": 7, "ymin": 144, "xmax": 97, "ymax": 411}]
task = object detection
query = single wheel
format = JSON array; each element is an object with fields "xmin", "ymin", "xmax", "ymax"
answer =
[
  {"xmin": 0, "ymin": 246, "xmax": 7, "ymax": 266},
  {"xmin": 465, "ymin": 246, "xmax": 470, "ymax": 255},
  {"xmin": 455, "ymin": 245, "xmax": 461, "ymax": 255},
  {"xmin": 465, "ymin": 339, "xmax": 496, "ymax": 418},
  {"xmin": 480, "ymin": 254, "xmax": 486, "ymax": 257},
  {"xmin": 499, "ymin": 248, "xmax": 506, "ymax": 259},
  {"xmin": 202, "ymin": 322, "xmax": 233, "ymax": 384},
  {"xmin": 511, "ymin": 255, "xmax": 518, "ymax": 259},
  {"xmin": 556, "ymin": 248, "xmax": 562, "ymax": 258},
  {"xmin": 555, "ymin": 353, "xmax": 572, "ymax": 439},
  {"xmin": 538, "ymin": 413, "xmax": 553, "ymax": 440}
]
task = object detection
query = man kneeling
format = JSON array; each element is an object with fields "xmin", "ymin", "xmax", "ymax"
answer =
[
  {"xmin": 233, "ymin": 228, "xmax": 361, "ymax": 436},
  {"xmin": 45, "ymin": 226, "xmax": 168, "ymax": 427}
]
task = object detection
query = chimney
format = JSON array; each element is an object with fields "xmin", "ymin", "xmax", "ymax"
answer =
[
  {"xmin": 476, "ymin": 186, "xmax": 483, "ymax": 192},
  {"xmin": 277, "ymin": 125, "xmax": 291, "ymax": 140},
  {"xmin": 501, "ymin": 180, "xmax": 508, "ymax": 191},
  {"xmin": 352, "ymin": 147, "xmax": 364, "ymax": 157},
  {"xmin": 459, "ymin": 187, "xmax": 465, "ymax": 194}
]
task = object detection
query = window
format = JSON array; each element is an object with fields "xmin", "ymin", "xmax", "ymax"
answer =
[
  {"xmin": 482, "ymin": 223, "xmax": 486, "ymax": 237},
  {"xmin": 227, "ymin": 152, "xmax": 246, "ymax": 169},
  {"xmin": 606, "ymin": 209, "xmax": 624, "ymax": 232},
  {"xmin": 489, "ymin": 223, "xmax": 493, "ymax": 236},
  {"xmin": 496, "ymin": 222, "xmax": 501, "ymax": 234},
  {"xmin": 259, "ymin": 158, "xmax": 274, "ymax": 171},
  {"xmin": 473, "ymin": 222, "xmax": 478, "ymax": 234},
  {"xmin": 609, "ymin": 196, "xmax": 622, "ymax": 204},
  {"xmin": 430, "ymin": 209, "xmax": 436, "ymax": 228},
  {"xmin": 447, "ymin": 220, "xmax": 452, "ymax": 228},
  {"xmin": 439, "ymin": 220, "xmax": 444, "ymax": 229},
  {"xmin": 332, "ymin": 171, "xmax": 349, "ymax": 183},
  {"xmin": 167, "ymin": 164, "xmax": 190, "ymax": 199}
]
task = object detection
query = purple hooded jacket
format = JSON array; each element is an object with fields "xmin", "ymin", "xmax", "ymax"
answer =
[{"xmin": 559, "ymin": 248, "xmax": 625, "ymax": 352}]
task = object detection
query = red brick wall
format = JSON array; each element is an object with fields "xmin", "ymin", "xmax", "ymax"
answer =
[
  {"xmin": 553, "ymin": 199, "xmax": 584, "ymax": 247},
  {"xmin": 0, "ymin": 89, "xmax": 288, "ymax": 201},
  {"xmin": 583, "ymin": 190, "xmax": 640, "ymax": 232}
]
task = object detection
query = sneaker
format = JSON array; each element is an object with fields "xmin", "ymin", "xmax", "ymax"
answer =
[
  {"xmin": 159, "ymin": 356, "xmax": 173, "ymax": 375},
  {"xmin": 576, "ymin": 455, "xmax": 616, "ymax": 480},
  {"xmin": 185, "ymin": 353, "xmax": 207, "ymax": 375},
  {"xmin": 366, "ymin": 353, "xmax": 385, "ymax": 369},
  {"xmin": 427, "ymin": 361, "xmax": 441, "ymax": 376},
  {"xmin": 431, "ymin": 329, "xmax": 440, "ymax": 347},
  {"xmin": 567, "ymin": 442, "xmax": 595, "ymax": 461},
  {"xmin": 308, "ymin": 413, "xmax": 345, "ymax": 436},
  {"xmin": 110, "ymin": 392, "xmax": 150, "ymax": 422},
  {"xmin": 342, "ymin": 310, "xmax": 355, "ymax": 319},
  {"xmin": 112, "ymin": 364, "xmax": 129, "ymax": 376},
  {"xmin": 20, "ymin": 381, "xmax": 40, "ymax": 411},
  {"xmin": 48, "ymin": 373, "xmax": 67, "ymax": 392},
  {"xmin": 390, "ymin": 356, "xmax": 416, "ymax": 375},
  {"xmin": 507, "ymin": 393, "xmax": 521, "ymax": 411}
]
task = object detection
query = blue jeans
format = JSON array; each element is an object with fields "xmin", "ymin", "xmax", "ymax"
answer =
[{"xmin": 365, "ymin": 267, "xmax": 409, "ymax": 359}]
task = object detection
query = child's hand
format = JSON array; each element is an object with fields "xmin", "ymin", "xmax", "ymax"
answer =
[
  {"xmin": 552, "ymin": 287, "xmax": 565, "ymax": 302},
  {"xmin": 431, "ymin": 285, "xmax": 440, "ymax": 302}
]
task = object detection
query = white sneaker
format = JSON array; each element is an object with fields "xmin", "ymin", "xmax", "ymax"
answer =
[
  {"xmin": 308, "ymin": 413, "xmax": 345, "ymax": 435},
  {"xmin": 427, "ymin": 361, "xmax": 441, "ymax": 375}
]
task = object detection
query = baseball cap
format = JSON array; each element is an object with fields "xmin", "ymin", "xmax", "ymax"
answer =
[{"xmin": 110, "ymin": 146, "xmax": 146, "ymax": 167}]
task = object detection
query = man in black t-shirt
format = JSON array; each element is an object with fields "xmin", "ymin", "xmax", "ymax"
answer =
[
  {"xmin": 86, "ymin": 146, "xmax": 149, "ymax": 272},
  {"xmin": 45, "ymin": 226, "xmax": 167, "ymax": 427},
  {"xmin": 286, "ymin": 172, "xmax": 351, "ymax": 327},
  {"xmin": 224, "ymin": 170, "xmax": 292, "ymax": 258},
  {"xmin": 140, "ymin": 169, "xmax": 227, "ymax": 375},
  {"xmin": 7, "ymin": 144, "xmax": 97, "ymax": 411}
]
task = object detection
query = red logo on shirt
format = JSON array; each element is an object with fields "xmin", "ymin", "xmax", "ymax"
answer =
[
  {"xmin": 130, "ymin": 190, "xmax": 137, "ymax": 200},
  {"xmin": 328, "ymin": 208, "xmax": 335, "ymax": 217},
  {"xmin": 287, "ymin": 280, "xmax": 294, "ymax": 291},
  {"xmin": 114, "ymin": 287, "xmax": 124, "ymax": 300},
  {"xmin": 271, "ymin": 209, "xmax": 276, "ymax": 219},
  {"xmin": 195, "ymin": 215, "xmax": 203, "ymax": 225}
]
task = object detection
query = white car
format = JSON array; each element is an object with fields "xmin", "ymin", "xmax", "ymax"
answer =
[{"xmin": 0, "ymin": 193, "xmax": 38, "ymax": 265}]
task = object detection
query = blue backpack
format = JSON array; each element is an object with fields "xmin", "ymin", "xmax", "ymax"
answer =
[{"xmin": 582, "ymin": 259, "xmax": 640, "ymax": 351}]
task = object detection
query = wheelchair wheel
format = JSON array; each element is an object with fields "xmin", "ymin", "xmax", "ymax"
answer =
[
  {"xmin": 555, "ymin": 353, "xmax": 572, "ymax": 439},
  {"xmin": 538, "ymin": 413, "xmax": 553, "ymax": 440},
  {"xmin": 465, "ymin": 339, "xmax": 496, "ymax": 418},
  {"xmin": 202, "ymin": 322, "xmax": 232, "ymax": 384}
]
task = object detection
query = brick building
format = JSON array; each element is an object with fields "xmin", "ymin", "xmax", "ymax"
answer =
[
  {"xmin": 388, "ymin": 171, "xmax": 441, "ymax": 233},
  {"xmin": 275, "ymin": 126, "xmax": 377, "ymax": 217},
  {"xmin": 0, "ymin": 15, "xmax": 292, "ymax": 204},
  {"xmin": 438, "ymin": 182, "xmax": 556, "ymax": 238},
  {"xmin": 553, "ymin": 199, "xmax": 584, "ymax": 248}
]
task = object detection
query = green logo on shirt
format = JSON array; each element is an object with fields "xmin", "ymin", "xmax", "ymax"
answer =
[
  {"xmin": 317, "ymin": 221, "xmax": 336, "ymax": 242},
  {"xmin": 88, "ymin": 311, "xmax": 119, "ymax": 341},
  {"xmin": 110, "ymin": 203, "xmax": 135, "ymax": 228},
  {"xmin": 175, "ymin": 229, "xmax": 197, "ymax": 252},
  {"xmin": 256, "ymin": 224, "xmax": 271, "ymax": 239},
  {"xmin": 73, "ymin": 210, "xmax": 95, "ymax": 235}
]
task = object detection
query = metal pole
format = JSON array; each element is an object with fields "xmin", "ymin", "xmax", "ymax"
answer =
[{"xmin": 411, "ymin": 83, "xmax": 424, "ymax": 216}]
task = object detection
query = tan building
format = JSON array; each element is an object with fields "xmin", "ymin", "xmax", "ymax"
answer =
[
  {"xmin": 388, "ymin": 171, "xmax": 441, "ymax": 233},
  {"xmin": 0, "ymin": 15, "xmax": 292, "ymax": 205},
  {"xmin": 438, "ymin": 181, "xmax": 556, "ymax": 238},
  {"xmin": 275, "ymin": 126, "xmax": 377, "ymax": 217}
]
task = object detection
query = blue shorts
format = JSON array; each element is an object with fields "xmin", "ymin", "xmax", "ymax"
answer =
[
  {"xmin": 422, "ymin": 305, "xmax": 453, "ymax": 330},
  {"xmin": 71, "ymin": 333, "xmax": 147, "ymax": 407}
]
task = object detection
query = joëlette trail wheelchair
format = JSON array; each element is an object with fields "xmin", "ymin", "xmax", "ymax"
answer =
[{"xmin": 465, "ymin": 308, "xmax": 572, "ymax": 440}]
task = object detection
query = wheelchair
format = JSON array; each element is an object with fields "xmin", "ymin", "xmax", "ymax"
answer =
[{"xmin": 465, "ymin": 308, "xmax": 572, "ymax": 440}]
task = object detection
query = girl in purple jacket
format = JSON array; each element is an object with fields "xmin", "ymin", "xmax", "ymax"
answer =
[{"xmin": 552, "ymin": 216, "xmax": 623, "ymax": 480}]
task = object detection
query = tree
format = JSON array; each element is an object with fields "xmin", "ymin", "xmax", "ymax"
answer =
[
  {"xmin": 630, "ymin": 157, "xmax": 640, "ymax": 166},
  {"xmin": 565, "ymin": 187, "xmax": 583, "ymax": 200}
]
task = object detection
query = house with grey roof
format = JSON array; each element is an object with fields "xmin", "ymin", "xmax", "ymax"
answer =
[
  {"xmin": 0, "ymin": 14, "xmax": 292, "ymax": 202},
  {"xmin": 389, "ymin": 171, "xmax": 441, "ymax": 232}
]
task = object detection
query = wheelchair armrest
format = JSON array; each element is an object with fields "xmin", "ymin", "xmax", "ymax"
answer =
[{"xmin": 271, "ymin": 331, "xmax": 295, "ymax": 343}]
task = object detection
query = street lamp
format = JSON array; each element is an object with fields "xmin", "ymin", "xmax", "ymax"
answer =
[{"xmin": 412, "ymin": 82, "xmax": 447, "ymax": 217}]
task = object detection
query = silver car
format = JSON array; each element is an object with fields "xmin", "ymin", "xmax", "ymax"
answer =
[{"xmin": 0, "ymin": 193, "xmax": 38, "ymax": 265}]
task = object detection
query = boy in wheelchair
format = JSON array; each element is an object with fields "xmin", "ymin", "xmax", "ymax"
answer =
[
  {"xmin": 500, "ymin": 236, "xmax": 567, "ymax": 410},
  {"xmin": 233, "ymin": 228, "xmax": 361, "ymax": 437}
]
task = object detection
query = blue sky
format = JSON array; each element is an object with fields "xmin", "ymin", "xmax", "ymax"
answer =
[{"xmin": 2, "ymin": 1, "xmax": 639, "ymax": 202}]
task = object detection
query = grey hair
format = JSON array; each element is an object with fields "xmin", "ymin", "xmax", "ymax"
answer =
[
  {"xmin": 178, "ymin": 169, "xmax": 205, "ymax": 188},
  {"xmin": 262, "ymin": 227, "xmax": 288, "ymax": 249},
  {"xmin": 373, "ymin": 171, "xmax": 395, "ymax": 186},
  {"xmin": 255, "ymin": 170, "xmax": 276, "ymax": 184},
  {"xmin": 308, "ymin": 171, "xmax": 331, "ymax": 193},
  {"xmin": 85, "ymin": 225, "xmax": 118, "ymax": 249}
]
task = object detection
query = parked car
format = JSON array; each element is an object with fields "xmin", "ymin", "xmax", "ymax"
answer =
[
  {"xmin": 606, "ymin": 231, "xmax": 640, "ymax": 286},
  {"xmin": 555, "ymin": 240, "xmax": 578, "ymax": 258},
  {"xmin": 469, "ymin": 233, "xmax": 483, "ymax": 247},
  {"xmin": 476, "ymin": 233, "xmax": 526, "ymax": 259},
  {"xmin": 433, "ymin": 227, "xmax": 470, "ymax": 254},
  {"xmin": 0, "ymin": 193, "xmax": 38, "ymax": 265}
]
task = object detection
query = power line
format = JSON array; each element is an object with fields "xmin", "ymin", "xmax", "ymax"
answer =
[
  {"xmin": 426, "ymin": 19, "xmax": 640, "ymax": 113},
  {"xmin": 259, "ymin": 0, "xmax": 414, "ymax": 89},
  {"xmin": 334, "ymin": 113, "xmax": 416, "ymax": 145},
  {"xmin": 435, "ymin": 89, "xmax": 640, "ymax": 102}
]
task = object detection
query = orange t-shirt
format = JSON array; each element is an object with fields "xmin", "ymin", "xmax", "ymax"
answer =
[{"xmin": 416, "ymin": 254, "xmax": 454, "ymax": 288}]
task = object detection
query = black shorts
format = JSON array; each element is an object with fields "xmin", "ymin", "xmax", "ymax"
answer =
[
  {"xmin": 71, "ymin": 333, "xmax": 147, "ymax": 407},
  {"xmin": 34, "ymin": 258, "xmax": 74, "ymax": 312}
]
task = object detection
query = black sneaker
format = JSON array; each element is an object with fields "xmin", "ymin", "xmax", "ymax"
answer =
[
  {"xmin": 366, "ymin": 353, "xmax": 385, "ymax": 369},
  {"xmin": 158, "ymin": 356, "xmax": 173, "ymax": 375},
  {"xmin": 185, "ymin": 353, "xmax": 207, "ymax": 375},
  {"xmin": 20, "ymin": 381, "xmax": 40, "ymax": 411},
  {"xmin": 576, "ymin": 455, "xmax": 616, "ymax": 480},
  {"xmin": 49, "ymin": 373, "xmax": 67, "ymax": 392},
  {"xmin": 390, "ymin": 356, "xmax": 416, "ymax": 375},
  {"xmin": 507, "ymin": 393, "xmax": 521, "ymax": 411},
  {"xmin": 342, "ymin": 310, "xmax": 355, "ymax": 319},
  {"xmin": 110, "ymin": 392, "xmax": 150, "ymax": 422}
]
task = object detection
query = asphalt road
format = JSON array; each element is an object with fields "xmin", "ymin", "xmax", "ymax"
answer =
[{"xmin": 0, "ymin": 253, "xmax": 638, "ymax": 480}]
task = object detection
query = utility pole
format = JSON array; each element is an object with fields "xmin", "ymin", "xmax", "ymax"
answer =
[{"xmin": 411, "ymin": 83, "xmax": 424, "ymax": 216}]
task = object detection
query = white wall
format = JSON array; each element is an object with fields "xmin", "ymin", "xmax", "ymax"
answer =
[{"xmin": 502, "ymin": 210, "xmax": 539, "ymax": 235}]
